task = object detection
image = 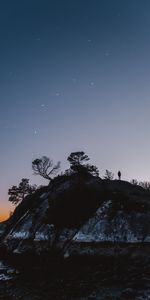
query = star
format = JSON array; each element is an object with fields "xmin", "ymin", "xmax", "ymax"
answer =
[
  {"xmin": 105, "ymin": 51, "xmax": 110, "ymax": 57},
  {"xmin": 89, "ymin": 81, "xmax": 95, "ymax": 86}
]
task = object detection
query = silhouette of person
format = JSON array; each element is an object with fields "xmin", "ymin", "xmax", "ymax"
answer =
[{"xmin": 118, "ymin": 171, "xmax": 121, "ymax": 180}]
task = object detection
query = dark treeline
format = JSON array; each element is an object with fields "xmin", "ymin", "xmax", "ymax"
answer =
[
  {"xmin": 130, "ymin": 179, "xmax": 150, "ymax": 190},
  {"xmin": 8, "ymin": 151, "xmax": 149, "ymax": 207},
  {"xmin": 8, "ymin": 151, "xmax": 100, "ymax": 205}
]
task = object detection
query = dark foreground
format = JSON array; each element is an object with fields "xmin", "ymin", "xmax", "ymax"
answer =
[{"xmin": 0, "ymin": 256, "xmax": 150, "ymax": 300}]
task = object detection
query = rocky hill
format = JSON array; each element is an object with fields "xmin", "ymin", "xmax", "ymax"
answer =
[{"xmin": 0, "ymin": 174, "xmax": 150, "ymax": 258}]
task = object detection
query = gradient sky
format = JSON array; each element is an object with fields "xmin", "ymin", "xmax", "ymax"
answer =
[{"xmin": 1, "ymin": 0, "xmax": 150, "ymax": 220}]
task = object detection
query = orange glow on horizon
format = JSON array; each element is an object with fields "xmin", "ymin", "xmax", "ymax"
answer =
[
  {"xmin": 0, "ymin": 213, "xmax": 9, "ymax": 222},
  {"xmin": 0, "ymin": 202, "xmax": 14, "ymax": 222},
  {"xmin": 0, "ymin": 207, "xmax": 10, "ymax": 222}
]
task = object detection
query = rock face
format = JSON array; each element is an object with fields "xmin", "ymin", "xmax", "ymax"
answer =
[{"xmin": 1, "ymin": 175, "xmax": 150, "ymax": 257}]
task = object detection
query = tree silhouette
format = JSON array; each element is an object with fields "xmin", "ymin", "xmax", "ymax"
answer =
[
  {"xmin": 32, "ymin": 156, "xmax": 60, "ymax": 181},
  {"xmin": 8, "ymin": 185, "xmax": 19, "ymax": 205},
  {"xmin": 67, "ymin": 151, "xmax": 89, "ymax": 166},
  {"xmin": 67, "ymin": 151, "xmax": 99, "ymax": 177},
  {"xmin": 8, "ymin": 178, "xmax": 36, "ymax": 205},
  {"xmin": 130, "ymin": 179, "xmax": 138, "ymax": 185},
  {"xmin": 84, "ymin": 164, "xmax": 99, "ymax": 177},
  {"xmin": 103, "ymin": 169, "xmax": 114, "ymax": 180},
  {"xmin": 139, "ymin": 181, "xmax": 150, "ymax": 190}
]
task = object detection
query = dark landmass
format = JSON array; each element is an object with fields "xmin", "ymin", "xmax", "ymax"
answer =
[{"xmin": 0, "ymin": 173, "xmax": 150, "ymax": 259}]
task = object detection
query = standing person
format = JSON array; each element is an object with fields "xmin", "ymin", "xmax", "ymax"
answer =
[{"xmin": 118, "ymin": 171, "xmax": 121, "ymax": 180}]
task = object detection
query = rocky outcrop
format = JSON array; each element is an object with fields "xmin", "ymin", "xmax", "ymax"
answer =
[{"xmin": 1, "ymin": 176, "xmax": 150, "ymax": 258}]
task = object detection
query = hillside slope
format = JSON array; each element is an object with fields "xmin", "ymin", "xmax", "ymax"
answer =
[{"xmin": 0, "ymin": 175, "xmax": 150, "ymax": 257}]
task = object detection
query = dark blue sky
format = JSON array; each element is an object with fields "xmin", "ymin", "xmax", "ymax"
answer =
[{"xmin": 1, "ymin": 0, "xmax": 150, "ymax": 218}]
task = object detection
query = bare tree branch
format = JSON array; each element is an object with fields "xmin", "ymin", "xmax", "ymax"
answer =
[{"xmin": 32, "ymin": 156, "xmax": 61, "ymax": 181}]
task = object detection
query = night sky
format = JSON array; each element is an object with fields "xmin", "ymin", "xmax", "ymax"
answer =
[{"xmin": 1, "ymin": 0, "xmax": 150, "ymax": 220}]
